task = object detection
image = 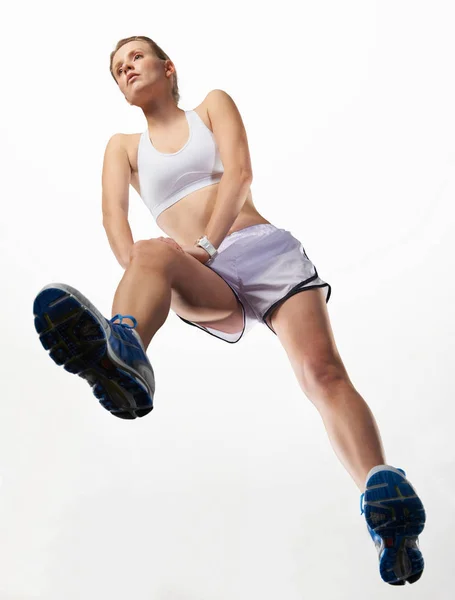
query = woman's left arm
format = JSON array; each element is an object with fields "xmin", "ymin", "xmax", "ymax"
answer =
[
  {"xmin": 201, "ymin": 89, "xmax": 253, "ymax": 249},
  {"xmin": 203, "ymin": 172, "xmax": 252, "ymax": 249}
]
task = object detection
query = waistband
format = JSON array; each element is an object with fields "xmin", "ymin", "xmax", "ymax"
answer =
[{"xmin": 217, "ymin": 223, "xmax": 279, "ymax": 253}]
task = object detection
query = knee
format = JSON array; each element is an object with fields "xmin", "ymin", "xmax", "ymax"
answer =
[
  {"xmin": 300, "ymin": 359, "xmax": 350, "ymax": 396},
  {"xmin": 130, "ymin": 239, "xmax": 181, "ymax": 273}
]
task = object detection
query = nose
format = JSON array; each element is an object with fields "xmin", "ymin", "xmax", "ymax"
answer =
[{"xmin": 121, "ymin": 60, "xmax": 135, "ymax": 81}]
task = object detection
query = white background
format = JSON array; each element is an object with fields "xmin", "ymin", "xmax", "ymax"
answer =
[{"xmin": 1, "ymin": 1, "xmax": 454, "ymax": 598}]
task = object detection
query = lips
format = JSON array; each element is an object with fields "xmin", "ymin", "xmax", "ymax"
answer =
[{"xmin": 128, "ymin": 74, "xmax": 139, "ymax": 84}]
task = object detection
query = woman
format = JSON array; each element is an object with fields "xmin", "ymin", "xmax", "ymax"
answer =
[{"xmin": 32, "ymin": 35, "xmax": 425, "ymax": 585}]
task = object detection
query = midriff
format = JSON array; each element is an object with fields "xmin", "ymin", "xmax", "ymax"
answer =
[{"xmin": 124, "ymin": 97, "xmax": 271, "ymax": 247}]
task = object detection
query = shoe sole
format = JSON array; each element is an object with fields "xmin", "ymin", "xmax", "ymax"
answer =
[
  {"xmin": 33, "ymin": 283, "xmax": 154, "ymax": 419},
  {"xmin": 364, "ymin": 470, "xmax": 426, "ymax": 585}
]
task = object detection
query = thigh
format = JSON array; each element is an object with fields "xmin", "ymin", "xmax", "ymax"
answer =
[
  {"xmin": 132, "ymin": 240, "xmax": 244, "ymax": 333},
  {"xmin": 266, "ymin": 288, "xmax": 348, "ymax": 386}
]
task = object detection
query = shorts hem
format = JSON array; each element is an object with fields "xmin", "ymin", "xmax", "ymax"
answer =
[
  {"xmin": 262, "ymin": 268, "xmax": 332, "ymax": 335},
  {"xmin": 175, "ymin": 270, "xmax": 247, "ymax": 344}
]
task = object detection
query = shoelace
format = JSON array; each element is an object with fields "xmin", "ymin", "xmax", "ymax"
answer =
[{"xmin": 109, "ymin": 314, "xmax": 138, "ymax": 329}]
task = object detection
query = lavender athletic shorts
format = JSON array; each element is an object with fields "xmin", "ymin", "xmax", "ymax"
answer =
[{"xmin": 176, "ymin": 223, "xmax": 332, "ymax": 343}]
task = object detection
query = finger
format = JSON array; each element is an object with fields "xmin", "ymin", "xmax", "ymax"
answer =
[{"xmin": 159, "ymin": 238, "xmax": 184, "ymax": 252}]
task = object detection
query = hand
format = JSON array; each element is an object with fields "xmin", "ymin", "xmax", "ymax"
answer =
[
  {"xmin": 181, "ymin": 244, "xmax": 212, "ymax": 265},
  {"xmin": 157, "ymin": 237, "xmax": 211, "ymax": 265},
  {"xmin": 156, "ymin": 236, "xmax": 185, "ymax": 254}
]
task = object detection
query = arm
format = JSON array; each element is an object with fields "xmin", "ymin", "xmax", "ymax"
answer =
[
  {"xmin": 101, "ymin": 134, "xmax": 134, "ymax": 269},
  {"xmin": 103, "ymin": 213, "xmax": 134, "ymax": 270},
  {"xmin": 200, "ymin": 90, "xmax": 254, "ymax": 250},
  {"xmin": 204, "ymin": 171, "xmax": 253, "ymax": 250}
]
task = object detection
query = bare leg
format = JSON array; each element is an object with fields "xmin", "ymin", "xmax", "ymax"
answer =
[
  {"xmin": 108, "ymin": 240, "xmax": 245, "ymax": 355},
  {"xmin": 111, "ymin": 258, "xmax": 172, "ymax": 351},
  {"xmin": 306, "ymin": 377, "xmax": 387, "ymax": 493},
  {"xmin": 268, "ymin": 289, "xmax": 387, "ymax": 494}
]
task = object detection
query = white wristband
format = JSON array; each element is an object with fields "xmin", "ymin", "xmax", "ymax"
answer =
[{"xmin": 195, "ymin": 236, "xmax": 218, "ymax": 259}]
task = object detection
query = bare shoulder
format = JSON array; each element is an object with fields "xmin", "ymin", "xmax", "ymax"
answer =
[
  {"xmin": 203, "ymin": 89, "xmax": 238, "ymax": 113},
  {"xmin": 106, "ymin": 132, "xmax": 135, "ymax": 156},
  {"xmin": 112, "ymin": 132, "xmax": 141, "ymax": 176},
  {"xmin": 194, "ymin": 90, "xmax": 235, "ymax": 132},
  {"xmin": 202, "ymin": 89, "xmax": 245, "ymax": 132}
]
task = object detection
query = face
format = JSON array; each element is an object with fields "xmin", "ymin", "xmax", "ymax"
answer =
[{"xmin": 112, "ymin": 41, "xmax": 175, "ymax": 106}]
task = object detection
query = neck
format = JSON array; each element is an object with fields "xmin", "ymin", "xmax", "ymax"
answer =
[{"xmin": 142, "ymin": 101, "xmax": 184, "ymax": 130}]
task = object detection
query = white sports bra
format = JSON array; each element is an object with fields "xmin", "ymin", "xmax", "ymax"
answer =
[{"xmin": 137, "ymin": 110, "xmax": 225, "ymax": 220}]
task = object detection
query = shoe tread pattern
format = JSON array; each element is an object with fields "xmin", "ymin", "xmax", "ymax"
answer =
[
  {"xmin": 364, "ymin": 470, "xmax": 426, "ymax": 585},
  {"xmin": 33, "ymin": 284, "xmax": 154, "ymax": 419}
]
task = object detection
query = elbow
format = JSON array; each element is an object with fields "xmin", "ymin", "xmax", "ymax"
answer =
[
  {"xmin": 243, "ymin": 171, "xmax": 253, "ymax": 184},
  {"xmin": 240, "ymin": 169, "xmax": 253, "ymax": 183},
  {"xmin": 223, "ymin": 168, "xmax": 253, "ymax": 184}
]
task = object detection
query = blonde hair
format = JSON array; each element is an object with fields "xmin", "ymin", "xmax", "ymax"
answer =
[{"xmin": 109, "ymin": 36, "xmax": 180, "ymax": 105}]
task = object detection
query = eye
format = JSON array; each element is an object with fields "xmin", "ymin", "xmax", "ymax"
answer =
[{"xmin": 118, "ymin": 54, "xmax": 141, "ymax": 75}]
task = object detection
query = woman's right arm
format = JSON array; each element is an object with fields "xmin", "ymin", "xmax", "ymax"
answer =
[
  {"xmin": 103, "ymin": 214, "xmax": 134, "ymax": 270},
  {"xmin": 101, "ymin": 134, "xmax": 134, "ymax": 269}
]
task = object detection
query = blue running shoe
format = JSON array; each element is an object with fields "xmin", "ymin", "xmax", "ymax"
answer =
[
  {"xmin": 360, "ymin": 465, "xmax": 426, "ymax": 585},
  {"xmin": 33, "ymin": 283, "xmax": 155, "ymax": 419}
]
